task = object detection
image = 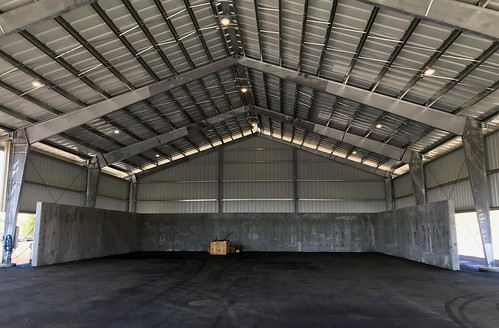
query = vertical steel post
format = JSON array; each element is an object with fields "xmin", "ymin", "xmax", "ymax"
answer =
[
  {"xmin": 409, "ymin": 151, "xmax": 426, "ymax": 205},
  {"xmin": 293, "ymin": 148, "xmax": 299, "ymax": 213},
  {"xmin": 0, "ymin": 141, "xmax": 11, "ymax": 213},
  {"xmin": 2, "ymin": 130, "xmax": 29, "ymax": 264},
  {"xmin": 462, "ymin": 119, "xmax": 495, "ymax": 267},
  {"xmin": 85, "ymin": 157, "xmax": 100, "ymax": 208},
  {"xmin": 384, "ymin": 177, "xmax": 394, "ymax": 211},
  {"xmin": 218, "ymin": 149, "xmax": 223, "ymax": 213},
  {"xmin": 128, "ymin": 174, "xmax": 137, "ymax": 213}
]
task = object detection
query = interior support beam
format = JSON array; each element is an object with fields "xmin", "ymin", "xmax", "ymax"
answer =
[
  {"xmin": 239, "ymin": 57, "xmax": 468, "ymax": 136},
  {"xmin": 384, "ymin": 178, "xmax": 394, "ymax": 211},
  {"xmin": 462, "ymin": 120, "xmax": 495, "ymax": 268},
  {"xmin": 0, "ymin": 0, "xmax": 98, "ymax": 38},
  {"xmin": 218, "ymin": 149, "xmax": 223, "ymax": 214},
  {"xmin": 409, "ymin": 152, "xmax": 426, "ymax": 205},
  {"xmin": 85, "ymin": 158, "xmax": 100, "ymax": 208},
  {"xmin": 293, "ymin": 148, "xmax": 299, "ymax": 213},
  {"xmin": 94, "ymin": 107, "xmax": 245, "ymax": 167},
  {"xmin": 1, "ymin": 130, "xmax": 29, "ymax": 265},
  {"xmin": 358, "ymin": 0, "xmax": 499, "ymax": 40},
  {"xmin": 252, "ymin": 105, "xmax": 413, "ymax": 163},
  {"xmin": 258, "ymin": 134, "xmax": 392, "ymax": 178},
  {"xmin": 128, "ymin": 175, "xmax": 137, "ymax": 213},
  {"xmin": 24, "ymin": 57, "xmax": 236, "ymax": 144}
]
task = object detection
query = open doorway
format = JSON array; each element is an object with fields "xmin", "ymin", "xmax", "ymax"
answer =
[{"xmin": 455, "ymin": 210, "xmax": 499, "ymax": 267}]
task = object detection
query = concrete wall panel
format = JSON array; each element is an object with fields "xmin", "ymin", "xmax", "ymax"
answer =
[{"xmin": 33, "ymin": 202, "xmax": 142, "ymax": 266}]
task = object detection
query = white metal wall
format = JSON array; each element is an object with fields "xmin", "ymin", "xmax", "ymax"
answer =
[
  {"xmin": 393, "ymin": 131, "xmax": 499, "ymax": 211},
  {"xmin": 19, "ymin": 151, "xmax": 128, "ymax": 212},
  {"xmin": 136, "ymin": 136, "xmax": 387, "ymax": 213}
]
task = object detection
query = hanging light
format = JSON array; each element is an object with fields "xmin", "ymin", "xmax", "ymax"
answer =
[
  {"xmin": 241, "ymin": 87, "xmax": 248, "ymax": 93},
  {"xmin": 424, "ymin": 68, "xmax": 435, "ymax": 76},
  {"xmin": 32, "ymin": 81, "xmax": 42, "ymax": 88},
  {"xmin": 375, "ymin": 123, "xmax": 382, "ymax": 129},
  {"xmin": 220, "ymin": 17, "xmax": 231, "ymax": 26},
  {"xmin": 114, "ymin": 129, "xmax": 120, "ymax": 134}
]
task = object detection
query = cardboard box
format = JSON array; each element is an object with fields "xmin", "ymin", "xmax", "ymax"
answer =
[{"xmin": 209, "ymin": 241, "xmax": 230, "ymax": 255}]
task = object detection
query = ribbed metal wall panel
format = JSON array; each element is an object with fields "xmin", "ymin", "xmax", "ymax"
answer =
[
  {"xmin": 223, "ymin": 200, "xmax": 294, "ymax": 213},
  {"xmin": 486, "ymin": 132, "xmax": 499, "ymax": 170},
  {"xmin": 139, "ymin": 161, "xmax": 218, "ymax": 182},
  {"xmin": 19, "ymin": 182, "xmax": 85, "ymax": 212},
  {"xmin": 426, "ymin": 180, "xmax": 474, "ymax": 211},
  {"xmin": 298, "ymin": 181, "xmax": 385, "ymax": 200},
  {"xmin": 96, "ymin": 195, "xmax": 128, "ymax": 212},
  {"xmin": 488, "ymin": 172, "xmax": 499, "ymax": 208},
  {"xmin": 224, "ymin": 148, "xmax": 292, "ymax": 162},
  {"xmin": 224, "ymin": 181, "xmax": 293, "ymax": 199},
  {"xmin": 394, "ymin": 195, "xmax": 416, "ymax": 209},
  {"xmin": 137, "ymin": 182, "xmax": 217, "ymax": 201},
  {"xmin": 297, "ymin": 152, "xmax": 383, "ymax": 181},
  {"xmin": 224, "ymin": 162, "xmax": 293, "ymax": 180},
  {"xmin": 98, "ymin": 175, "xmax": 129, "ymax": 200},
  {"xmin": 393, "ymin": 174, "xmax": 413, "ymax": 198},
  {"xmin": 298, "ymin": 200, "xmax": 386, "ymax": 213},
  {"xmin": 135, "ymin": 136, "xmax": 388, "ymax": 213},
  {"xmin": 24, "ymin": 152, "xmax": 86, "ymax": 191},
  {"xmin": 425, "ymin": 149, "xmax": 468, "ymax": 189},
  {"xmin": 136, "ymin": 201, "xmax": 218, "ymax": 214}
]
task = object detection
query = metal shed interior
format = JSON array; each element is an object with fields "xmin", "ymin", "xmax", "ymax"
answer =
[{"xmin": 1, "ymin": 1, "xmax": 499, "ymax": 326}]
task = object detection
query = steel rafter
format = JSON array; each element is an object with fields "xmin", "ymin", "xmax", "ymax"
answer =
[
  {"xmin": 239, "ymin": 57, "xmax": 468, "ymax": 135},
  {"xmin": 0, "ymin": 0, "xmax": 98, "ymax": 38},
  {"xmin": 425, "ymin": 42, "xmax": 499, "ymax": 108},
  {"xmin": 343, "ymin": 6, "xmax": 379, "ymax": 85},
  {"xmin": 398, "ymin": 30, "xmax": 462, "ymax": 99},
  {"xmin": 24, "ymin": 57, "xmax": 236, "ymax": 144},
  {"xmin": 357, "ymin": 0, "xmax": 499, "ymax": 40},
  {"xmin": 370, "ymin": 17, "xmax": 420, "ymax": 92},
  {"xmin": 252, "ymin": 105, "xmax": 413, "ymax": 163}
]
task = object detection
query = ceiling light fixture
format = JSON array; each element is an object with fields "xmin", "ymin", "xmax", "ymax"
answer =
[
  {"xmin": 155, "ymin": 154, "xmax": 160, "ymax": 158},
  {"xmin": 241, "ymin": 87, "xmax": 248, "ymax": 93},
  {"xmin": 424, "ymin": 68, "xmax": 435, "ymax": 76},
  {"xmin": 375, "ymin": 123, "xmax": 382, "ymax": 129},
  {"xmin": 220, "ymin": 17, "xmax": 231, "ymax": 26},
  {"xmin": 352, "ymin": 150, "xmax": 357, "ymax": 155},
  {"xmin": 32, "ymin": 81, "xmax": 42, "ymax": 88},
  {"xmin": 114, "ymin": 129, "xmax": 120, "ymax": 134}
]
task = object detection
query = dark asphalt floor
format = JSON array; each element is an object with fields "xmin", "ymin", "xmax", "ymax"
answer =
[{"xmin": 0, "ymin": 252, "xmax": 498, "ymax": 328}]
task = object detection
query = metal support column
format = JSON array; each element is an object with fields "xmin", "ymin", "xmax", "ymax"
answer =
[
  {"xmin": 85, "ymin": 158, "xmax": 100, "ymax": 208},
  {"xmin": 0, "ymin": 141, "xmax": 10, "ymax": 213},
  {"xmin": 218, "ymin": 149, "xmax": 223, "ymax": 213},
  {"xmin": 384, "ymin": 177, "xmax": 394, "ymax": 211},
  {"xmin": 128, "ymin": 174, "xmax": 137, "ymax": 213},
  {"xmin": 293, "ymin": 148, "xmax": 299, "ymax": 213},
  {"xmin": 462, "ymin": 119, "xmax": 495, "ymax": 268},
  {"xmin": 409, "ymin": 152, "xmax": 426, "ymax": 205},
  {"xmin": 2, "ymin": 129, "xmax": 29, "ymax": 265}
]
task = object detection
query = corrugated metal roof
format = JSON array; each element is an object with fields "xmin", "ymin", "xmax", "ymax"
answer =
[{"xmin": 0, "ymin": 0, "xmax": 498, "ymax": 178}]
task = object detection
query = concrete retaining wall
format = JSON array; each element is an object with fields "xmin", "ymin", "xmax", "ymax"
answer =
[
  {"xmin": 372, "ymin": 200, "xmax": 459, "ymax": 270},
  {"xmin": 142, "ymin": 213, "xmax": 373, "ymax": 252},
  {"xmin": 32, "ymin": 202, "xmax": 142, "ymax": 266},
  {"xmin": 33, "ymin": 200, "xmax": 458, "ymax": 270}
]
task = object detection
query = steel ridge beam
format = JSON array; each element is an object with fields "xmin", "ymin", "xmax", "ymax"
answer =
[
  {"xmin": 358, "ymin": 0, "xmax": 499, "ymax": 40},
  {"xmin": 239, "ymin": 57, "xmax": 469, "ymax": 136},
  {"xmin": 257, "ymin": 134, "xmax": 392, "ymax": 178},
  {"xmin": 0, "ymin": 0, "xmax": 98, "ymax": 38},
  {"xmin": 94, "ymin": 107, "xmax": 246, "ymax": 167},
  {"xmin": 251, "ymin": 105, "xmax": 413, "ymax": 163},
  {"xmin": 24, "ymin": 57, "xmax": 236, "ymax": 144}
]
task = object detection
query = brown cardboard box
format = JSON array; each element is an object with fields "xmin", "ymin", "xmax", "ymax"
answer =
[{"xmin": 209, "ymin": 241, "xmax": 230, "ymax": 255}]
